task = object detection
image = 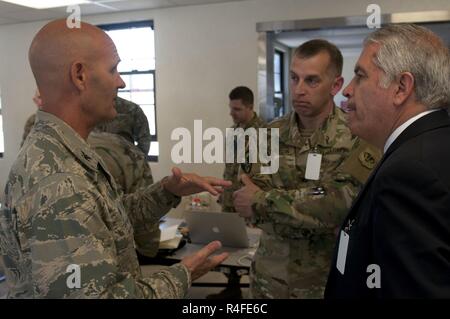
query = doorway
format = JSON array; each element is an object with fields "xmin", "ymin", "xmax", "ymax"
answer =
[{"xmin": 257, "ymin": 10, "xmax": 450, "ymax": 122}]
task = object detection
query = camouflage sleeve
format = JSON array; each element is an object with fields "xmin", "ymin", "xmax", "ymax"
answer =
[
  {"xmin": 249, "ymin": 168, "xmax": 275, "ymax": 191},
  {"xmin": 220, "ymin": 122, "xmax": 270, "ymax": 212},
  {"xmin": 250, "ymin": 142, "xmax": 380, "ymax": 237},
  {"xmin": 132, "ymin": 106, "xmax": 151, "ymax": 155},
  {"xmin": 144, "ymin": 163, "xmax": 154, "ymax": 185},
  {"xmin": 121, "ymin": 179, "xmax": 181, "ymax": 232},
  {"xmin": 16, "ymin": 174, "xmax": 188, "ymax": 298},
  {"xmin": 220, "ymin": 163, "xmax": 239, "ymax": 212},
  {"xmin": 121, "ymin": 180, "xmax": 181, "ymax": 256},
  {"xmin": 251, "ymin": 173, "xmax": 362, "ymax": 237},
  {"xmin": 120, "ymin": 158, "xmax": 157, "ymax": 256}
]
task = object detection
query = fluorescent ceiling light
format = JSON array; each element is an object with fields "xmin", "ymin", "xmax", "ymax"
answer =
[{"xmin": 0, "ymin": 0, "xmax": 91, "ymax": 9}]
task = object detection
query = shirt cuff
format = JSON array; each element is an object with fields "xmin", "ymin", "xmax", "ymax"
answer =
[
  {"xmin": 168, "ymin": 263, "xmax": 192, "ymax": 296},
  {"xmin": 156, "ymin": 178, "xmax": 182, "ymax": 208}
]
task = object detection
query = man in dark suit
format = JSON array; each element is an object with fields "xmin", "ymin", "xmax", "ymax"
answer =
[{"xmin": 325, "ymin": 24, "xmax": 450, "ymax": 298}]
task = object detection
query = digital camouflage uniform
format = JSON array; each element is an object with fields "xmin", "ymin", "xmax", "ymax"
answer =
[
  {"xmin": 0, "ymin": 110, "xmax": 190, "ymax": 298},
  {"xmin": 95, "ymin": 97, "xmax": 151, "ymax": 155},
  {"xmin": 221, "ymin": 112, "xmax": 265, "ymax": 212},
  {"xmin": 88, "ymin": 132, "xmax": 160, "ymax": 258},
  {"xmin": 249, "ymin": 107, "xmax": 381, "ymax": 299}
]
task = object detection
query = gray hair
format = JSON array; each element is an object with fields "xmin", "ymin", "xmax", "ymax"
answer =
[{"xmin": 364, "ymin": 24, "xmax": 450, "ymax": 109}]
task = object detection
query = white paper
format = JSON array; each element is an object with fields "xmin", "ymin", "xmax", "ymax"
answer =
[
  {"xmin": 159, "ymin": 234, "xmax": 182, "ymax": 249},
  {"xmin": 159, "ymin": 224, "xmax": 179, "ymax": 242}
]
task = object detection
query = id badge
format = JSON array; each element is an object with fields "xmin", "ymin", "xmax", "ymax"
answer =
[
  {"xmin": 305, "ymin": 152, "xmax": 322, "ymax": 180},
  {"xmin": 336, "ymin": 230, "xmax": 349, "ymax": 275}
]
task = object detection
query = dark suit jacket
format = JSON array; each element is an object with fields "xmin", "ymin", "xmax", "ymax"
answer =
[{"xmin": 325, "ymin": 109, "xmax": 450, "ymax": 298}]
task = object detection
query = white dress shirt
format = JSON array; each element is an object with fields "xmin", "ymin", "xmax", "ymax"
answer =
[{"xmin": 383, "ymin": 109, "xmax": 439, "ymax": 153}]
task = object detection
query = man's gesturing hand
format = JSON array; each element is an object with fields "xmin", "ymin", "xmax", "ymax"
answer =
[
  {"xmin": 163, "ymin": 167, "xmax": 232, "ymax": 197},
  {"xmin": 181, "ymin": 241, "xmax": 228, "ymax": 281},
  {"xmin": 233, "ymin": 174, "xmax": 261, "ymax": 218}
]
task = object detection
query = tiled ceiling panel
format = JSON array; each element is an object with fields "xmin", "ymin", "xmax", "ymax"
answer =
[{"xmin": 0, "ymin": 0, "xmax": 248, "ymax": 25}]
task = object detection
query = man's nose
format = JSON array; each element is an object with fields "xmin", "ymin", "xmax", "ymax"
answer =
[
  {"xmin": 293, "ymin": 80, "xmax": 306, "ymax": 95},
  {"xmin": 343, "ymin": 78, "xmax": 354, "ymax": 98},
  {"xmin": 117, "ymin": 75, "xmax": 126, "ymax": 89}
]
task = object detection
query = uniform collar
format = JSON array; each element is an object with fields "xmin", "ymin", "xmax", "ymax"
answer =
[
  {"xmin": 35, "ymin": 110, "xmax": 101, "ymax": 172},
  {"xmin": 234, "ymin": 112, "xmax": 262, "ymax": 129},
  {"xmin": 285, "ymin": 106, "xmax": 339, "ymax": 148}
]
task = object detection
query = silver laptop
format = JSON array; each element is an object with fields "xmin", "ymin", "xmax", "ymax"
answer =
[{"xmin": 184, "ymin": 211, "xmax": 249, "ymax": 248}]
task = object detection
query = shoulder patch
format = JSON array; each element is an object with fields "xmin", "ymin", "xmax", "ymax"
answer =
[
  {"xmin": 268, "ymin": 113, "xmax": 290, "ymax": 128},
  {"xmin": 339, "ymin": 140, "xmax": 381, "ymax": 184},
  {"xmin": 358, "ymin": 148, "xmax": 378, "ymax": 169}
]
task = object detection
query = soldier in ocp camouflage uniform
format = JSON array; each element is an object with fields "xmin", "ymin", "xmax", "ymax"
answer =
[
  {"xmin": 233, "ymin": 40, "xmax": 381, "ymax": 298},
  {"xmin": 220, "ymin": 86, "xmax": 265, "ymax": 212},
  {"xmin": 209, "ymin": 87, "xmax": 265, "ymax": 299},
  {"xmin": 88, "ymin": 132, "xmax": 154, "ymax": 196},
  {"xmin": 20, "ymin": 90, "xmax": 42, "ymax": 147},
  {"xmin": 95, "ymin": 96, "xmax": 152, "ymax": 155},
  {"xmin": 21, "ymin": 114, "xmax": 36, "ymax": 147},
  {"xmin": 0, "ymin": 19, "xmax": 229, "ymax": 299},
  {"xmin": 88, "ymin": 132, "xmax": 159, "ymax": 257},
  {"xmin": 249, "ymin": 108, "xmax": 379, "ymax": 299}
]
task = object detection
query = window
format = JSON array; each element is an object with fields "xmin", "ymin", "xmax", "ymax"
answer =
[
  {"xmin": 0, "ymin": 91, "xmax": 4, "ymax": 158},
  {"xmin": 100, "ymin": 21, "xmax": 158, "ymax": 161},
  {"xmin": 274, "ymin": 50, "xmax": 285, "ymax": 118}
]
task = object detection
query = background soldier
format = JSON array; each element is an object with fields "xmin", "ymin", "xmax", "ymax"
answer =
[
  {"xmin": 21, "ymin": 113, "xmax": 36, "ymax": 147},
  {"xmin": 88, "ymin": 132, "xmax": 160, "ymax": 257},
  {"xmin": 234, "ymin": 39, "xmax": 381, "ymax": 298},
  {"xmin": 220, "ymin": 86, "xmax": 265, "ymax": 212},
  {"xmin": 21, "ymin": 94, "xmax": 152, "ymax": 157},
  {"xmin": 20, "ymin": 89, "xmax": 42, "ymax": 147},
  {"xmin": 209, "ymin": 86, "xmax": 265, "ymax": 299},
  {"xmin": 95, "ymin": 96, "xmax": 152, "ymax": 155}
]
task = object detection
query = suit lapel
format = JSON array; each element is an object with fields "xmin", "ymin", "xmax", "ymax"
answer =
[
  {"xmin": 385, "ymin": 110, "xmax": 450, "ymax": 157},
  {"xmin": 344, "ymin": 109, "xmax": 450, "ymax": 222}
]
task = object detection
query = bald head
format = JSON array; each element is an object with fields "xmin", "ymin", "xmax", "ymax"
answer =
[
  {"xmin": 28, "ymin": 19, "xmax": 125, "ymax": 138},
  {"xmin": 29, "ymin": 19, "xmax": 114, "ymax": 102}
]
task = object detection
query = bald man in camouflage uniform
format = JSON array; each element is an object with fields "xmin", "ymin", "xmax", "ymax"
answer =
[
  {"xmin": 88, "ymin": 132, "xmax": 160, "ymax": 258},
  {"xmin": 95, "ymin": 97, "xmax": 152, "ymax": 155},
  {"xmin": 0, "ymin": 20, "xmax": 229, "ymax": 299},
  {"xmin": 220, "ymin": 86, "xmax": 265, "ymax": 212},
  {"xmin": 233, "ymin": 40, "xmax": 381, "ymax": 298}
]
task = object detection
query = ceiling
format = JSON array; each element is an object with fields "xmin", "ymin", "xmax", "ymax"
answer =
[
  {"xmin": 0, "ymin": 0, "xmax": 248, "ymax": 25},
  {"xmin": 275, "ymin": 22, "xmax": 450, "ymax": 52},
  {"xmin": 275, "ymin": 27, "xmax": 371, "ymax": 49}
]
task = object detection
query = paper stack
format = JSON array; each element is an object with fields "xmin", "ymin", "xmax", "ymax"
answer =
[{"xmin": 159, "ymin": 217, "xmax": 183, "ymax": 250}]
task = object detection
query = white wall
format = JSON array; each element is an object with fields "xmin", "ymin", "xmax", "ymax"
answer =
[
  {"xmin": 1, "ymin": 0, "xmax": 449, "ymax": 198},
  {"xmin": 336, "ymin": 51, "xmax": 362, "ymax": 107}
]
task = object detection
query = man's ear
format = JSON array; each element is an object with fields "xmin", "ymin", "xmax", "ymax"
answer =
[
  {"xmin": 70, "ymin": 61, "xmax": 87, "ymax": 91},
  {"xmin": 331, "ymin": 75, "xmax": 344, "ymax": 96},
  {"xmin": 393, "ymin": 72, "xmax": 415, "ymax": 106}
]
